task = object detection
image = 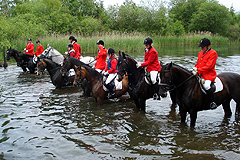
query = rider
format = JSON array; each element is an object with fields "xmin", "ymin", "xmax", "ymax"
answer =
[
  {"xmin": 94, "ymin": 40, "xmax": 107, "ymax": 73},
  {"xmin": 103, "ymin": 48, "xmax": 118, "ymax": 98},
  {"xmin": 67, "ymin": 43, "xmax": 75, "ymax": 58},
  {"xmin": 69, "ymin": 36, "xmax": 82, "ymax": 60},
  {"xmin": 35, "ymin": 40, "xmax": 44, "ymax": 57},
  {"xmin": 24, "ymin": 38, "xmax": 34, "ymax": 56},
  {"xmin": 192, "ymin": 38, "xmax": 218, "ymax": 109},
  {"xmin": 136, "ymin": 37, "xmax": 161, "ymax": 100}
]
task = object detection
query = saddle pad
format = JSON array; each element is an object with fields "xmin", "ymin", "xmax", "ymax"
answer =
[
  {"xmin": 103, "ymin": 78, "xmax": 123, "ymax": 91},
  {"xmin": 214, "ymin": 77, "xmax": 223, "ymax": 93},
  {"xmin": 68, "ymin": 69, "xmax": 76, "ymax": 77}
]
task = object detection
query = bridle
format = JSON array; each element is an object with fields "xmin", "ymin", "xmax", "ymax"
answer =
[
  {"xmin": 160, "ymin": 69, "xmax": 195, "ymax": 92},
  {"xmin": 117, "ymin": 57, "xmax": 129, "ymax": 81}
]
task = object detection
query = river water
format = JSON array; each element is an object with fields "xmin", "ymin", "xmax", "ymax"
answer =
[{"xmin": 0, "ymin": 45, "xmax": 240, "ymax": 159}]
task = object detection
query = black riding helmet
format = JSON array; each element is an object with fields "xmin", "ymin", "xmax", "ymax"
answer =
[
  {"xmin": 67, "ymin": 43, "xmax": 74, "ymax": 48},
  {"xmin": 198, "ymin": 38, "xmax": 211, "ymax": 47},
  {"xmin": 97, "ymin": 40, "xmax": 104, "ymax": 46},
  {"xmin": 36, "ymin": 40, "xmax": 40, "ymax": 43},
  {"xmin": 143, "ymin": 37, "xmax": 153, "ymax": 45},
  {"xmin": 107, "ymin": 48, "xmax": 115, "ymax": 54},
  {"xmin": 28, "ymin": 38, "xmax": 32, "ymax": 41}
]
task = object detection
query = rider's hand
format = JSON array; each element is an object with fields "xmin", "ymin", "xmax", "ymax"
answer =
[
  {"xmin": 103, "ymin": 71, "xmax": 109, "ymax": 76},
  {"xmin": 136, "ymin": 63, "xmax": 141, "ymax": 68},
  {"xmin": 192, "ymin": 67, "xmax": 198, "ymax": 75},
  {"xmin": 24, "ymin": 48, "xmax": 26, "ymax": 51}
]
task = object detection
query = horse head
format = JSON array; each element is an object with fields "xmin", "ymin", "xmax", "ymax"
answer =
[
  {"xmin": 159, "ymin": 62, "xmax": 174, "ymax": 93},
  {"xmin": 37, "ymin": 59, "xmax": 47, "ymax": 75},
  {"xmin": 117, "ymin": 52, "xmax": 137, "ymax": 81},
  {"xmin": 60, "ymin": 56, "xmax": 72, "ymax": 76},
  {"xmin": 6, "ymin": 48, "xmax": 19, "ymax": 61},
  {"xmin": 73, "ymin": 65, "xmax": 84, "ymax": 87}
]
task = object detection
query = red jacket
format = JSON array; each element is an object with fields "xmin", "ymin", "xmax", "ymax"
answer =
[
  {"xmin": 95, "ymin": 46, "xmax": 107, "ymax": 70},
  {"xmin": 25, "ymin": 43, "xmax": 34, "ymax": 56},
  {"xmin": 104, "ymin": 55, "xmax": 118, "ymax": 74},
  {"xmin": 73, "ymin": 42, "xmax": 81, "ymax": 59},
  {"xmin": 141, "ymin": 46, "xmax": 161, "ymax": 72},
  {"xmin": 35, "ymin": 45, "xmax": 44, "ymax": 57},
  {"xmin": 68, "ymin": 49, "xmax": 75, "ymax": 58},
  {"xmin": 195, "ymin": 49, "xmax": 218, "ymax": 82}
]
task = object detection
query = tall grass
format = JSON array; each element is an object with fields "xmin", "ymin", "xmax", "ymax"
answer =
[{"xmin": 3, "ymin": 31, "xmax": 233, "ymax": 59}]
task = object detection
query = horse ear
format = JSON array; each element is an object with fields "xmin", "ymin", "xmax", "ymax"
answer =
[
  {"xmin": 169, "ymin": 62, "xmax": 173, "ymax": 69},
  {"xmin": 47, "ymin": 44, "xmax": 50, "ymax": 48},
  {"xmin": 119, "ymin": 51, "xmax": 121, "ymax": 56},
  {"xmin": 122, "ymin": 52, "xmax": 126, "ymax": 58}
]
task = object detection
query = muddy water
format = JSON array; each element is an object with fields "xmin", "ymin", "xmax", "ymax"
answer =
[{"xmin": 1, "ymin": 46, "xmax": 240, "ymax": 159}]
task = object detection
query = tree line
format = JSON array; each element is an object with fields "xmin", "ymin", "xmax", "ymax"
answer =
[{"xmin": 0, "ymin": 0, "xmax": 240, "ymax": 47}]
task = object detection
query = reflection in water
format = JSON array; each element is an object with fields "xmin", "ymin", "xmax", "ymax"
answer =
[{"xmin": 0, "ymin": 45, "xmax": 240, "ymax": 159}]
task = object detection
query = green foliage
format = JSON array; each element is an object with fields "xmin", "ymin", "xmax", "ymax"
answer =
[
  {"xmin": 79, "ymin": 17, "xmax": 106, "ymax": 35},
  {"xmin": 189, "ymin": 1, "xmax": 230, "ymax": 36}
]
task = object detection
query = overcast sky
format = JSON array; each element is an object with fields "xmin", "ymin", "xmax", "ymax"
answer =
[{"xmin": 103, "ymin": 0, "xmax": 240, "ymax": 12}]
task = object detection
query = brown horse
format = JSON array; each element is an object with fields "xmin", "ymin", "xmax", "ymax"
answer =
[
  {"xmin": 159, "ymin": 62, "xmax": 240, "ymax": 128},
  {"xmin": 73, "ymin": 65, "xmax": 128, "ymax": 104}
]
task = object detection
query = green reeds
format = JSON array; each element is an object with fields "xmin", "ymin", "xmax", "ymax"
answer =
[{"xmin": 8, "ymin": 31, "xmax": 231, "ymax": 57}]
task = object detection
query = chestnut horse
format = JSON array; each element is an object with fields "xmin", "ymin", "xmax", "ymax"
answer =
[
  {"xmin": 73, "ymin": 65, "xmax": 128, "ymax": 104},
  {"xmin": 159, "ymin": 62, "xmax": 240, "ymax": 128}
]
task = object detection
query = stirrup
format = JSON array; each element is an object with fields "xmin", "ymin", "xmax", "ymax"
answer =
[
  {"xmin": 153, "ymin": 93, "xmax": 161, "ymax": 100},
  {"xmin": 210, "ymin": 102, "xmax": 217, "ymax": 109}
]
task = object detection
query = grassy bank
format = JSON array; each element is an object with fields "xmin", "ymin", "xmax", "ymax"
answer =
[{"xmin": 1, "ymin": 32, "xmax": 233, "ymax": 61}]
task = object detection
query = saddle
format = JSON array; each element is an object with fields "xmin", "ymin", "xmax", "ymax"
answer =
[
  {"xmin": 144, "ymin": 69, "xmax": 160, "ymax": 85},
  {"xmin": 103, "ymin": 76, "xmax": 123, "ymax": 91},
  {"xmin": 198, "ymin": 76, "xmax": 223, "ymax": 94}
]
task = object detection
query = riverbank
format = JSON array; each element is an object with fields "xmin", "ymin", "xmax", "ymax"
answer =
[{"xmin": 2, "ymin": 32, "xmax": 236, "ymax": 61}]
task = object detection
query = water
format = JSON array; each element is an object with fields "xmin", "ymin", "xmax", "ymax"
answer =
[{"xmin": 1, "ymin": 45, "xmax": 240, "ymax": 159}]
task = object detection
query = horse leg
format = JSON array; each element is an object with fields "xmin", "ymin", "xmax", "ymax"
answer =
[
  {"xmin": 97, "ymin": 97, "xmax": 104, "ymax": 105},
  {"xmin": 190, "ymin": 112, "xmax": 197, "ymax": 128},
  {"xmin": 179, "ymin": 106, "xmax": 187, "ymax": 124},
  {"xmin": 170, "ymin": 90, "xmax": 177, "ymax": 108},
  {"xmin": 139, "ymin": 98, "xmax": 146, "ymax": 112},
  {"xmin": 22, "ymin": 66, "xmax": 27, "ymax": 72},
  {"xmin": 222, "ymin": 98, "xmax": 232, "ymax": 118}
]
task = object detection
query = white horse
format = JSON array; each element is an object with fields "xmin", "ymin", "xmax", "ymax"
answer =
[{"xmin": 40, "ymin": 44, "xmax": 96, "ymax": 67}]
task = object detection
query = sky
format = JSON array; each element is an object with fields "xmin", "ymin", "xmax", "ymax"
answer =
[{"xmin": 103, "ymin": 0, "xmax": 240, "ymax": 12}]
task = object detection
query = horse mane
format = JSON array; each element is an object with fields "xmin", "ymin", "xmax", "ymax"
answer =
[
  {"xmin": 8, "ymin": 48, "xmax": 21, "ymax": 54},
  {"xmin": 82, "ymin": 65, "xmax": 103, "ymax": 79},
  {"xmin": 172, "ymin": 63, "xmax": 192, "ymax": 74},
  {"xmin": 42, "ymin": 58, "xmax": 59, "ymax": 66},
  {"xmin": 69, "ymin": 57, "xmax": 90, "ymax": 67},
  {"xmin": 19, "ymin": 53, "xmax": 33, "ymax": 58}
]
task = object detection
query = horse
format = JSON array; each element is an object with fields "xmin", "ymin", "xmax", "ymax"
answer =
[
  {"xmin": 159, "ymin": 62, "xmax": 240, "ymax": 128},
  {"xmin": 39, "ymin": 45, "xmax": 64, "ymax": 65},
  {"xmin": 73, "ymin": 64, "xmax": 128, "ymax": 104},
  {"xmin": 117, "ymin": 52, "xmax": 173, "ymax": 112},
  {"xmin": 60, "ymin": 57, "xmax": 96, "ymax": 96},
  {"xmin": 7, "ymin": 48, "xmax": 36, "ymax": 73},
  {"xmin": 37, "ymin": 58, "xmax": 74, "ymax": 89}
]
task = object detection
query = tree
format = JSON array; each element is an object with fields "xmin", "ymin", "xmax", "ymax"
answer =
[
  {"xmin": 169, "ymin": 0, "xmax": 206, "ymax": 33},
  {"xmin": 189, "ymin": 1, "xmax": 230, "ymax": 36}
]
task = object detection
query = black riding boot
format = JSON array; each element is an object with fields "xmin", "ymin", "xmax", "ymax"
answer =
[
  {"xmin": 106, "ymin": 83, "xmax": 115, "ymax": 99},
  {"xmin": 153, "ymin": 83, "xmax": 161, "ymax": 100},
  {"xmin": 206, "ymin": 89, "xmax": 217, "ymax": 109}
]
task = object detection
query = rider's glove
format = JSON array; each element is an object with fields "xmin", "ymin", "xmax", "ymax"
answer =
[
  {"xmin": 136, "ymin": 63, "xmax": 141, "ymax": 68},
  {"xmin": 103, "ymin": 71, "xmax": 109, "ymax": 76},
  {"xmin": 192, "ymin": 67, "xmax": 198, "ymax": 75},
  {"xmin": 24, "ymin": 48, "xmax": 26, "ymax": 51}
]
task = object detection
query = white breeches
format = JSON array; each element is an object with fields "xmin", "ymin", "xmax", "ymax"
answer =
[
  {"xmin": 95, "ymin": 69, "xmax": 102, "ymax": 73},
  {"xmin": 150, "ymin": 71, "xmax": 159, "ymax": 84},
  {"xmin": 204, "ymin": 80, "xmax": 212, "ymax": 90},
  {"xmin": 105, "ymin": 73, "xmax": 117, "ymax": 84}
]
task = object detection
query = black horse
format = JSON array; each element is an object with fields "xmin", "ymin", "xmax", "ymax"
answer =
[
  {"xmin": 60, "ymin": 57, "xmax": 92, "ymax": 96},
  {"xmin": 117, "ymin": 52, "xmax": 173, "ymax": 112},
  {"xmin": 7, "ymin": 48, "xmax": 36, "ymax": 73},
  {"xmin": 159, "ymin": 62, "xmax": 240, "ymax": 128},
  {"xmin": 37, "ymin": 58, "xmax": 74, "ymax": 89}
]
